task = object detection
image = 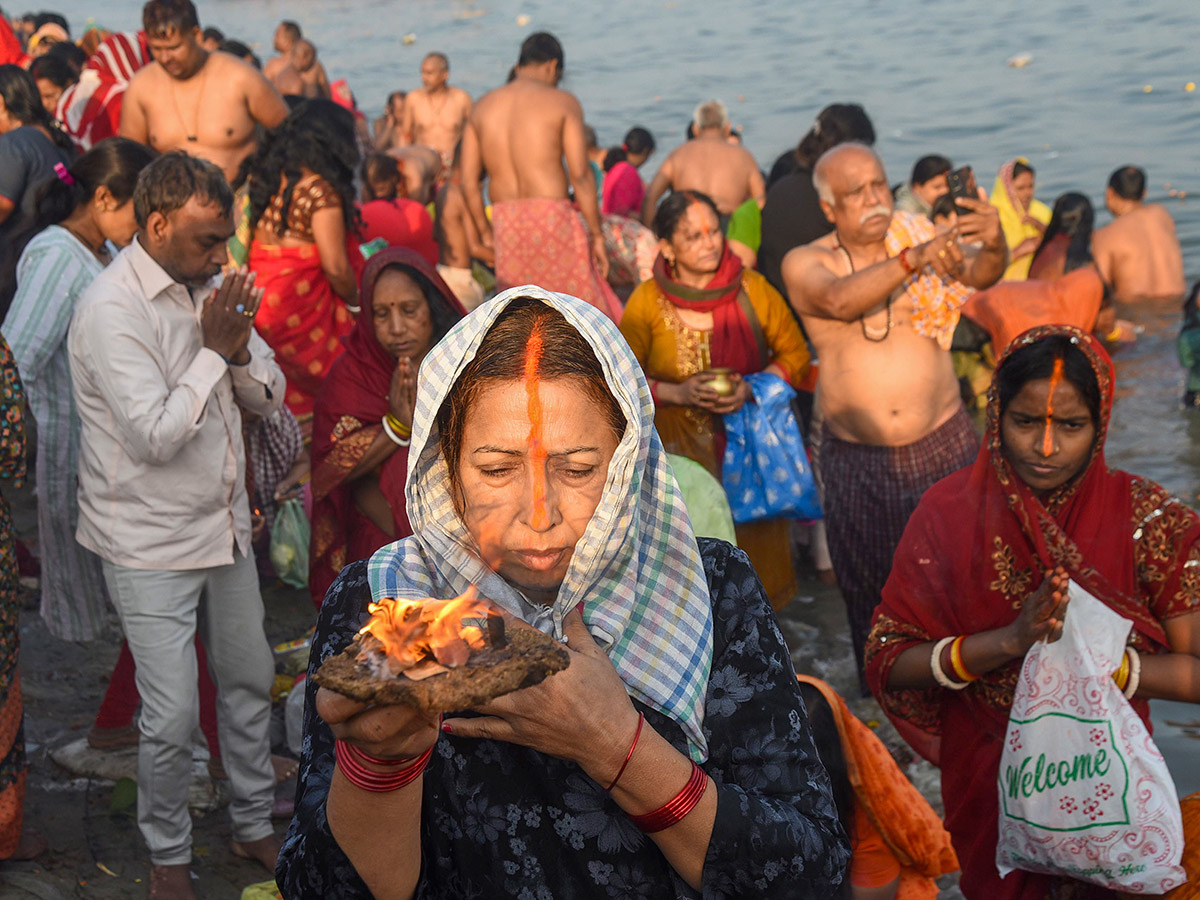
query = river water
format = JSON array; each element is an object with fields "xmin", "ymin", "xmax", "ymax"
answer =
[{"xmin": 40, "ymin": 0, "xmax": 1200, "ymax": 786}]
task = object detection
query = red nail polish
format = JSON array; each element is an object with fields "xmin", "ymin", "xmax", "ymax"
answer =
[{"xmin": 441, "ymin": 722, "xmax": 453, "ymax": 734}]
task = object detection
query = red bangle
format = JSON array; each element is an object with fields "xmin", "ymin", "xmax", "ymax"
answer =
[
  {"xmin": 605, "ymin": 712, "xmax": 644, "ymax": 792},
  {"xmin": 335, "ymin": 739, "xmax": 433, "ymax": 793},
  {"xmin": 898, "ymin": 247, "xmax": 917, "ymax": 276},
  {"xmin": 648, "ymin": 380, "xmax": 660, "ymax": 404},
  {"xmin": 628, "ymin": 761, "xmax": 708, "ymax": 833}
]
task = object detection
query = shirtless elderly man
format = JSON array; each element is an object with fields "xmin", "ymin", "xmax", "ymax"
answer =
[
  {"xmin": 401, "ymin": 52, "xmax": 471, "ymax": 168},
  {"xmin": 783, "ymin": 142, "xmax": 1007, "ymax": 685},
  {"xmin": 641, "ymin": 99, "xmax": 764, "ymax": 226},
  {"xmin": 1093, "ymin": 165, "xmax": 1185, "ymax": 302},
  {"xmin": 461, "ymin": 31, "xmax": 620, "ymax": 320},
  {"xmin": 121, "ymin": 0, "xmax": 288, "ymax": 184}
]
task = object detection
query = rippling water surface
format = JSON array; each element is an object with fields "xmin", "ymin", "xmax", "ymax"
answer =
[{"xmin": 43, "ymin": 0, "xmax": 1200, "ymax": 487}]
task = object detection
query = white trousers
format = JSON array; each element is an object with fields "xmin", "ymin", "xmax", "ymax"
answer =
[{"xmin": 102, "ymin": 552, "xmax": 275, "ymax": 865}]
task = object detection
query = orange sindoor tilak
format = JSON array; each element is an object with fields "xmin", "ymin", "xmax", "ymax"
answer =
[
  {"xmin": 523, "ymin": 322, "xmax": 549, "ymax": 529},
  {"xmin": 1042, "ymin": 358, "xmax": 1065, "ymax": 456}
]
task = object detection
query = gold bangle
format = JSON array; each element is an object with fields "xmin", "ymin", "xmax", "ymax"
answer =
[
  {"xmin": 1105, "ymin": 326, "xmax": 1122, "ymax": 342},
  {"xmin": 385, "ymin": 414, "xmax": 411, "ymax": 439},
  {"xmin": 1112, "ymin": 650, "xmax": 1130, "ymax": 691},
  {"xmin": 949, "ymin": 635, "xmax": 979, "ymax": 683}
]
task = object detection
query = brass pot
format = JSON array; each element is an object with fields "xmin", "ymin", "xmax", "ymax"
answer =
[{"xmin": 703, "ymin": 368, "xmax": 737, "ymax": 397}]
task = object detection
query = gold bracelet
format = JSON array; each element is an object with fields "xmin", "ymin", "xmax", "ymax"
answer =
[
  {"xmin": 1105, "ymin": 326, "xmax": 1122, "ymax": 342},
  {"xmin": 385, "ymin": 414, "xmax": 411, "ymax": 439},
  {"xmin": 1112, "ymin": 649, "xmax": 1130, "ymax": 691}
]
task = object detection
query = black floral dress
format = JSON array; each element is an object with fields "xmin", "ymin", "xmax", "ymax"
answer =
[{"xmin": 277, "ymin": 539, "xmax": 849, "ymax": 899}]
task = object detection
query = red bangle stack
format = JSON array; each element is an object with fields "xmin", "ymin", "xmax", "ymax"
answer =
[
  {"xmin": 898, "ymin": 246, "xmax": 917, "ymax": 276},
  {"xmin": 335, "ymin": 739, "xmax": 433, "ymax": 793},
  {"xmin": 628, "ymin": 761, "xmax": 708, "ymax": 833}
]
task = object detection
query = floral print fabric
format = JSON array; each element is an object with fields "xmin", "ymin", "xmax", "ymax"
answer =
[{"xmin": 277, "ymin": 539, "xmax": 849, "ymax": 898}]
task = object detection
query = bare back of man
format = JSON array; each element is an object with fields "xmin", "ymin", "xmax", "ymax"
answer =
[
  {"xmin": 648, "ymin": 138, "xmax": 763, "ymax": 219},
  {"xmin": 789, "ymin": 235, "xmax": 964, "ymax": 447},
  {"xmin": 435, "ymin": 179, "xmax": 489, "ymax": 268},
  {"xmin": 465, "ymin": 78, "xmax": 580, "ymax": 204},
  {"xmin": 122, "ymin": 50, "xmax": 288, "ymax": 184},
  {"xmin": 404, "ymin": 86, "xmax": 472, "ymax": 162},
  {"xmin": 1093, "ymin": 204, "xmax": 1185, "ymax": 302}
]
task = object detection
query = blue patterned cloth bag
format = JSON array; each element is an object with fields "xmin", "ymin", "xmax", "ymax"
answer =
[{"xmin": 721, "ymin": 373, "xmax": 821, "ymax": 524}]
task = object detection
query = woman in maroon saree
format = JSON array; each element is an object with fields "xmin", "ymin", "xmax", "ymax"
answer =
[
  {"xmin": 866, "ymin": 325, "xmax": 1200, "ymax": 899},
  {"xmin": 308, "ymin": 248, "xmax": 465, "ymax": 608}
]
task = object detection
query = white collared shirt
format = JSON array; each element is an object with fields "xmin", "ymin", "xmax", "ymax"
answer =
[{"xmin": 68, "ymin": 236, "xmax": 286, "ymax": 570}]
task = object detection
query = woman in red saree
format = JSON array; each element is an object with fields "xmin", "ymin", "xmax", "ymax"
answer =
[
  {"xmin": 308, "ymin": 247, "xmax": 464, "ymax": 608},
  {"xmin": 240, "ymin": 99, "xmax": 365, "ymax": 428},
  {"xmin": 866, "ymin": 325, "xmax": 1200, "ymax": 899}
]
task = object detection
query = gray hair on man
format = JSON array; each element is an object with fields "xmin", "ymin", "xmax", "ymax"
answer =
[
  {"xmin": 692, "ymin": 99, "xmax": 729, "ymax": 133},
  {"xmin": 812, "ymin": 141, "xmax": 884, "ymax": 205}
]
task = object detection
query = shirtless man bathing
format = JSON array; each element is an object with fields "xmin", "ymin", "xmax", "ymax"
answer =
[
  {"xmin": 460, "ymin": 32, "xmax": 620, "ymax": 320},
  {"xmin": 401, "ymin": 52, "xmax": 471, "ymax": 168},
  {"xmin": 641, "ymin": 99, "xmax": 764, "ymax": 226},
  {"xmin": 783, "ymin": 142, "xmax": 1007, "ymax": 686},
  {"xmin": 1093, "ymin": 165, "xmax": 1185, "ymax": 303},
  {"xmin": 121, "ymin": 0, "xmax": 288, "ymax": 184},
  {"xmin": 435, "ymin": 141, "xmax": 492, "ymax": 311}
]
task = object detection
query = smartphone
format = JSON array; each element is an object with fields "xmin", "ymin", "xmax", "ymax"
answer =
[{"xmin": 945, "ymin": 165, "xmax": 978, "ymax": 214}]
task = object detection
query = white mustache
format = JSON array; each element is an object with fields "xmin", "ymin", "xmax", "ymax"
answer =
[{"xmin": 859, "ymin": 205, "xmax": 892, "ymax": 225}]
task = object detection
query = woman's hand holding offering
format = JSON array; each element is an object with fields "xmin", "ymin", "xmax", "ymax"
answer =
[
  {"xmin": 442, "ymin": 610, "xmax": 641, "ymax": 787},
  {"xmin": 1005, "ymin": 565, "xmax": 1070, "ymax": 657},
  {"xmin": 317, "ymin": 687, "xmax": 442, "ymax": 763},
  {"xmin": 708, "ymin": 374, "xmax": 751, "ymax": 415},
  {"xmin": 388, "ymin": 357, "xmax": 417, "ymax": 429},
  {"xmin": 662, "ymin": 372, "xmax": 722, "ymax": 410}
]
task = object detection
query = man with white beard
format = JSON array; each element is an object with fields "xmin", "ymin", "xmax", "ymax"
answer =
[{"xmin": 781, "ymin": 142, "xmax": 1007, "ymax": 689}]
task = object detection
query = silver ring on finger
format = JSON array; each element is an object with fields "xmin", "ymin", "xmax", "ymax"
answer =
[{"xmin": 235, "ymin": 303, "xmax": 246, "ymax": 314}]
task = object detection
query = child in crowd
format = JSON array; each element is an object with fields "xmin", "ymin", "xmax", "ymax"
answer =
[{"xmin": 1178, "ymin": 281, "xmax": 1200, "ymax": 408}]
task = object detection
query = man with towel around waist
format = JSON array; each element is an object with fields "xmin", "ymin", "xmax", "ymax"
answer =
[
  {"xmin": 460, "ymin": 31, "xmax": 621, "ymax": 321},
  {"xmin": 783, "ymin": 143, "xmax": 1008, "ymax": 689}
]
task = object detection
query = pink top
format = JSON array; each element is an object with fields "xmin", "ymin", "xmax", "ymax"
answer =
[
  {"xmin": 602, "ymin": 161, "xmax": 645, "ymax": 218},
  {"xmin": 356, "ymin": 198, "xmax": 439, "ymax": 266}
]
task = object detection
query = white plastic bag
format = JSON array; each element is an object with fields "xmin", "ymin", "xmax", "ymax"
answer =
[{"xmin": 996, "ymin": 582, "xmax": 1185, "ymax": 893}]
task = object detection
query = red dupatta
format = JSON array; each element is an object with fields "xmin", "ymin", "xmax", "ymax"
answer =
[
  {"xmin": 308, "ymin": 248, "xmax": 465, "ymax": 608},
  {"xmin": 652, "ymin": 245, "xmax": 762, "ymax": 374},
  {"xmin": 866, "ymin": 324, "xmax": 1200, "ymax": 899}
]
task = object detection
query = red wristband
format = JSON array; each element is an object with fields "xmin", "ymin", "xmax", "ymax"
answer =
[
  {"xmin": 605, "ymin": 712, "xmax": 644, "ymax": 792},
  {"xmin": 628, "ymin": 761, "xmax": 708, "ymax": 833},
  {"xmin": 335, "ymin": 739, "xmax": 433, "ymax": 793},
  {"xmin": 898, "ymin": 247, "xmax": 917, "ymax": 276},
  {"xmin": 648, "ymin": 380, "xmax": 660, "ymax": 404}
]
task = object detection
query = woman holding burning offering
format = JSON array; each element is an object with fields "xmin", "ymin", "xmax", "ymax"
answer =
[
  {"xmin": 278, "ymin": 288, "xmax": 848, "ymax": 898},
  {"xmin": 309, "ymin": 248, "xmax": 466, "ymax": 609},
  {"xmin": 867, "ymin": 326, "xmax": 1200, "ymax": 898}
]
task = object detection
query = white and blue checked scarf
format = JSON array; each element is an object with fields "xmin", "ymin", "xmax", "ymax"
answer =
[{"xmin": 367, "ymin": 286, "xmax": 714, "ymax": 760}]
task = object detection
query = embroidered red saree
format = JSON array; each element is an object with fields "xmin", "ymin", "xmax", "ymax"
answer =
[
  {"xmin": 308, "ymin": 248, "xmax": 464, "ymax": 608},
  {"xmin": 249, "ymin": 240, "xmax": 364, "ymax": 421},
  {"xmin": 866, "ymin": 325, "xmax": 1200, "ymax": 899}
]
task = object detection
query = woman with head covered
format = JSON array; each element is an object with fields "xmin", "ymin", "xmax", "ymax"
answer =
[{"xmin": 278, "ymin": 287, "xmax": 848, "ymax": 899}]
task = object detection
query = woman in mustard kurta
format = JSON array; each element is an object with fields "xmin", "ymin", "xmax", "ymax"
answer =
[
  {"xmin": 990, "ymin": 157, "xmax": 1052, "ymax": 281},
  {"xmin": 620, "ymin": 190, "xmax": 810, "ymax": 610}
]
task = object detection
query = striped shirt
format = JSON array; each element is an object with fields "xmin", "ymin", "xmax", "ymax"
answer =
[{"xmin": 3, "ymin": 227, "xmax": 108, "ymax": 640}]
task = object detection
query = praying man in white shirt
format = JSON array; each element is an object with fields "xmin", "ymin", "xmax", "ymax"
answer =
[{"xmin": 68, "ymin": 151, "xmax": 285, "ymax": 900}]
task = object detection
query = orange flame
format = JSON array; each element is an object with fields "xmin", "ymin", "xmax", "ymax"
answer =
[
  {"xmin": 1042, "ymin": 358, "xmax": 1064, "ymax": 457},
  {"xmin": 358, "ymin": 587, "xmax": 493, "ymax": 676},
  {"xmin": 524, "ymin": 322, "xmax": 549, "ymax": 530}
]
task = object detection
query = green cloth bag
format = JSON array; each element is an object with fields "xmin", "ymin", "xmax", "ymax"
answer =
[{"xmin": 667, "ymin": 454, "xmax": 738, "ymax": 545}]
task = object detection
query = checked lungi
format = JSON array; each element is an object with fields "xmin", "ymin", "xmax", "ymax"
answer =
[{"xmin": 820, "ymin": 405, "xmax": 978, "ymax": 691}]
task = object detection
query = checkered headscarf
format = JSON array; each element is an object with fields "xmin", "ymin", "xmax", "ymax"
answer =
[{"xmin": 368, "ymin": 286, "xmax": 714, "ymax": 760}]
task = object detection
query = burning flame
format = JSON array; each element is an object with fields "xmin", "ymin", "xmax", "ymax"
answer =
[{"xmin": 358, "ymin": 586, "xmax": 494, "ymax": 676}]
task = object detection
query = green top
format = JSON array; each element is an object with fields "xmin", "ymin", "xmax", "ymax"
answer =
[{"xmin": 726, "ymin": 198, "xmax": 762, "ymax": 253}]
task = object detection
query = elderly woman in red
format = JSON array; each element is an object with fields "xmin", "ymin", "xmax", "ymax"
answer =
[
  {"xmin": 866, "ymin": 325, "xmax": 1200, "ymax": 899},
  {"xmin": 308, "ymin": 247, "xmax": 465, "ymax": 609}
]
